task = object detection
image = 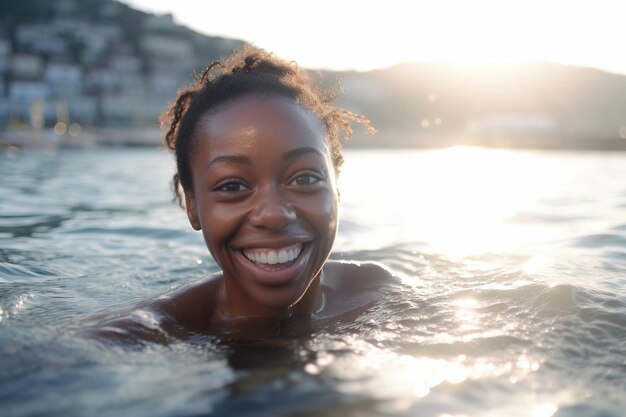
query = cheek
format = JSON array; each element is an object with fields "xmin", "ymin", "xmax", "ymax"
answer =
[
  {"xmin": 198, "ymin": 201, "xmax": 247, "ymax": 249},
  {"xmin": 305, "ymin": 190, "xmax": 339, "ymax": 237}
]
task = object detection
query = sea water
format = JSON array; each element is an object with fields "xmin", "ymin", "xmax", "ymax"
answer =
[{"xmin": 1, "ymin": 147, "xmax": 625, "ymax": 417}]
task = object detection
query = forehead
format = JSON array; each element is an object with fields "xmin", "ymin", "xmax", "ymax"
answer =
[{"xmin": 195, "ymin": 95, "xmax": 329, "ymax": 157}]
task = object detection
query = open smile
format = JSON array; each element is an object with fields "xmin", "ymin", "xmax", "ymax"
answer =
[
  {"xmin": 243, "ymin": 243, "xmax": 302, "ymax": 266},
  {"xmin": 236, "ymin": 242, "xmax": 311, "ymax": 286}
]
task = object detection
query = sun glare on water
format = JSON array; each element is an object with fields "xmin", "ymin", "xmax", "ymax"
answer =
[
  {"xmin": 322, "ymin": 334, "xmax": 560, "ymax": 416},
  {"xmin": 339, "ymin": 146, "xmax": 570, "ymax": 257}
]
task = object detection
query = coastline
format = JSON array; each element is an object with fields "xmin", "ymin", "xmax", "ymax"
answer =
[
  {"xmin": 0, "ymin": 127, "xmax": 165, "ymax": 150},
  {"xmin": 2, "ymin": 127, "xmax": 626, "ymax": 152}
]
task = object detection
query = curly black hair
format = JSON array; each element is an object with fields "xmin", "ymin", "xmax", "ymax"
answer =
[{"xmin": 161, "ymin": 44, "xmax": 374, "ymax": 207}]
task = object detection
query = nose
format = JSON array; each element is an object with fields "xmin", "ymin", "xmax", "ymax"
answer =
[{"xmin": 248, "ymin": 187, "xmax": 296, "ymax": 231}]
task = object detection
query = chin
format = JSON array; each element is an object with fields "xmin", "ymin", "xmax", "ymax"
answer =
[{"xmin": 248, "ymin": 283, "xmax": 310, "ymax": 313}]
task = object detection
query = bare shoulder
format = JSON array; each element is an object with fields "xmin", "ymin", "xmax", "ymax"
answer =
[
  {"xmin": 322, "ymin": 260, "xmax": 399, "ymax": 292},
  {"xmin": 78, "ymin": 274, "xmax": 223, "ymax": 343},
  {"xmin": 147, "ymin": 273, "xmax": 222, "ymax": 327}
]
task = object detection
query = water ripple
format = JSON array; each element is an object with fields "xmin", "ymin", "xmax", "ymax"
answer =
[{"xmin": 1, "ymin": 148, "xmax": 625, "ymax": 416}]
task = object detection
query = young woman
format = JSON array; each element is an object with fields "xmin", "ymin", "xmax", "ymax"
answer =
[{"xmin": 87, "ymin": 45, "xmax": 395, "ymax": 342}]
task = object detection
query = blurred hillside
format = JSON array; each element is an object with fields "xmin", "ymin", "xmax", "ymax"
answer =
[
  {"xmin": 0, "ymin": 0, "xmax": 242, "ymax": 144},
  {"xmin": 327, "ymin": 63, "xmax": 626, "ymax": 149},
  {"xmin": 1, "ymin": 0, "xmax": 625, "ymax": 150}
]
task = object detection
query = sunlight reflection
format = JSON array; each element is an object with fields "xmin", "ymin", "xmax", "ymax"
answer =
[
  {"xmin": 454, "ymin": 298, "xmax": 481, "ymax": 332},
  {"xmin": 522, "ymin": 256, "xmax": 548, "ymax": 275},
  {"xmin": 339, "ymin": 147, "xmax": 572, "ymax": 256},
  {"xmin": 403, "ymin": 146, "xmax": 554, "ymax": 255},
  {"xmin": 329, "ymin": 342, "xmax": 543, "ymax": 407},
  {"xmin": 438, "ymin": 415, "xmax": 469, "ymax": 417},
  {"xmin": 12, "ymin": 293, "xmax": 30, "ymax": 315},
  {"xmin": 531, "ymin": 403, "xmax": 558, "ymax": 417}
]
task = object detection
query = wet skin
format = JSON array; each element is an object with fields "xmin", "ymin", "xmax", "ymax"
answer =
[
  {"xmin": 82, "ymin": 94, "xmax": 396, "ymax": 341},
  {"xmin": 186, "ymin": 94, "xmax": 342, "ymax": 318},
  {"xmin": 172, "ymin": 95, "xmax": 394, "ymax": 328}
]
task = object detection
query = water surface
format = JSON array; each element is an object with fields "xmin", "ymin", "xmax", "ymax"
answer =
[{"xmin": 1, "ymin": 147, "xmax": 625, "ymax": 416}]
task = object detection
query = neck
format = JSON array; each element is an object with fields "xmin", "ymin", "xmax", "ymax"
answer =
[{"xmin": 216, "ymin": 273, "xmax": 323, "ymax": 321}]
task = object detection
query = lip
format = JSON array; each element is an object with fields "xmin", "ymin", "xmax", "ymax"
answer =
[
  {"xmin": 234, "ymin": 242, "xmax": 312, "ymax": 287},
  {"xmin": 233, "ymin": 236, "xmax": 313, "ymax": 250}
]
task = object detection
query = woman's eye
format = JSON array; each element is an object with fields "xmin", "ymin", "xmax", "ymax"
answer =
[
  {"xmin": 214, "ymin": 181, "xmax": 249, "ymax": 192},
  {"xmin": 290, "ymin": 174, "xmax": 322, "ymax": 186}
]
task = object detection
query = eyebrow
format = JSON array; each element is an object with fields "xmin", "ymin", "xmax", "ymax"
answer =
[
  {"xmin": 205, "ymin": 155, "xmax": 251, "ymax": 170},
  {"xmin": 205, "ymin": 147, "xmax": 325, "ymax": 171},
  {"xmin": 282, "ymin": 147, "xmax": 325, "ymax": 162}
]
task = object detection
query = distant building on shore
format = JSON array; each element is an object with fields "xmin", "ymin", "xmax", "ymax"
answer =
[
  {"xmin": 0, "ymin": 0, "xmax": 242, "ymax": 136},
  {"xmin": 466, "ymin": 113, "xmax": 561, "ymax": 148}
]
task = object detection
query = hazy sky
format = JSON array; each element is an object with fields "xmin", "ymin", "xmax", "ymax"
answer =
[{"xmin": 120, "ymin": 0, "xmax": 626, "ymax": 74}]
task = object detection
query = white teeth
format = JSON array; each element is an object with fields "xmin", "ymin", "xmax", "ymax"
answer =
[
  {"xmin": 243, "ymin": 244, "xmax": 303, "ymax": 265},
  {"xmin": 267, "ymin": 251, "xmax": 278, "ymax": 264}
]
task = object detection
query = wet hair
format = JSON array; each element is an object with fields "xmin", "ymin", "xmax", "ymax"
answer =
[{"xmin": 161, "ymin": 44, "xmax": 374, "ymax": 206}]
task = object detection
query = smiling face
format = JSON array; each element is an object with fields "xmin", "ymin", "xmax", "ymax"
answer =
[{"xmin": 184, "ymin": 95, "xmax": 339, "ymax": 317}]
